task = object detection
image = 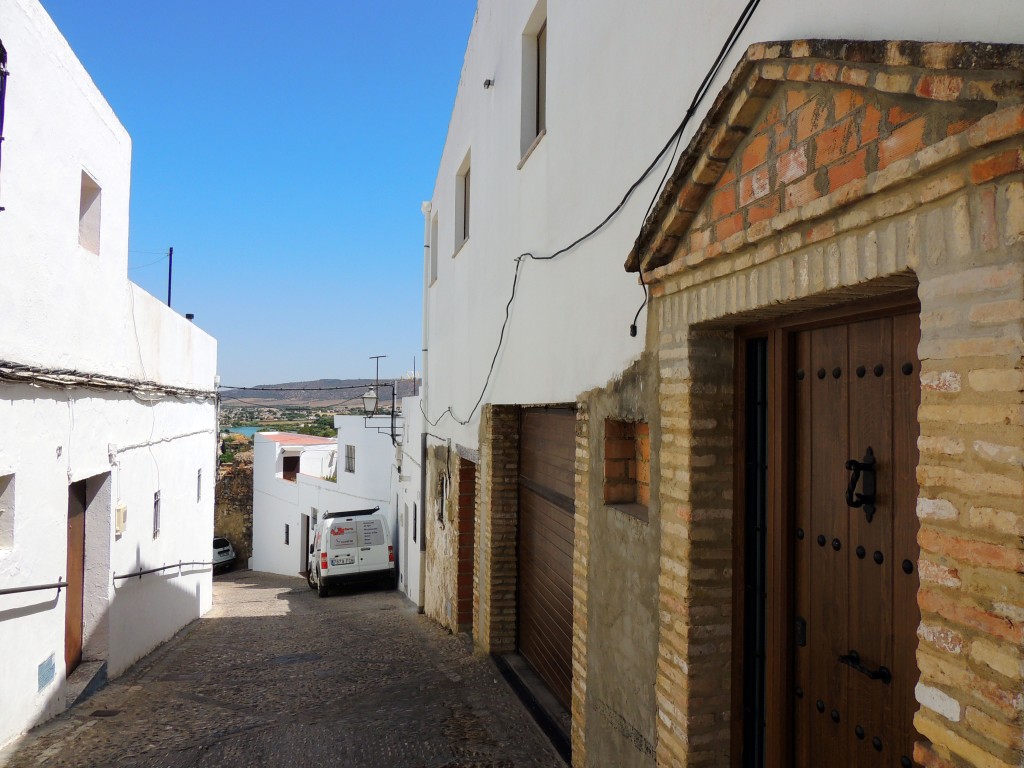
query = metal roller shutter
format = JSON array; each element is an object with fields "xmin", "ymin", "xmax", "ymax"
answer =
[{"xmin": 517, "ymin": 408, "xmax": 575, "ymax": 708}]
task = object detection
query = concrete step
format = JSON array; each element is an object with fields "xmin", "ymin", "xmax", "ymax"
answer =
[{"xmin": 65, "ymin": 661, "xmax": 107, "ymax": 710}]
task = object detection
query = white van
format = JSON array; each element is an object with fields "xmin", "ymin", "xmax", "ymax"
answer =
[{"xmin": 307, "ymin": 507, "xmax": 395, "ymax": 597}]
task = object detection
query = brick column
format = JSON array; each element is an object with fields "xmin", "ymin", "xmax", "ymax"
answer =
[
  {"xmin": 654, "ymin": 330, "xmax": 735, "ymax": 766},
  {"xmin": 911, "ymin": 173, "xmax": 1024, "ymax": 768},
  {"xmin": 474, "ymin": 405, "xmax": 520, "ymax": 654}
]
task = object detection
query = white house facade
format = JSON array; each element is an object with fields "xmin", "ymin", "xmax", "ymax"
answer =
[
  {"xmin": 251, "ymin": 433, "xmax": 338, "ymax": 578},
  {"xmin": 252, "ymin": 418, "xmax": 397, "ymax": 580},
  {"xmin": 0, "ymin": 0, "xmax": 218, "ymax": 749},
  {"xmin": 422, "ymin": 2, "xmax": 1024, "ymax": 767},
  {"xmin": 392, "ymin": 396, "xmax": 424, "ymax": 609}
]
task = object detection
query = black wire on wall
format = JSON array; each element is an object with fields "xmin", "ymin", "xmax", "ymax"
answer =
[
  {"xmin": 423, "ymin": 0, "xmax": 763, "ymax": 428},
  {"xmin": 0, "ymin": 38, "xmax": 10, "ymax": 213}
]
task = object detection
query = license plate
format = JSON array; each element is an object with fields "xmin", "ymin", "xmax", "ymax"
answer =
[{"xmin": 331, "ymin": 556, "xmax": 354, "ymax": 566}]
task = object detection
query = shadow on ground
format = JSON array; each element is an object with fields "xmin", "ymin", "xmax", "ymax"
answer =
[{"xmin": 1, "ymin": 570, "xmax": 564, "ymax": 768}]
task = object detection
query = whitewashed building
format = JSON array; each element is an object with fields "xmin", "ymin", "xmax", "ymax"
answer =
[
  {"xmin": 392, "ymin": 396, "xmax": 424, "ymax": 609},
  {"xmin": 0, "ymin": 0, "xmax": 218, "ymax": 749},
  {"xmin": 251, "ymin": 417, "xmax": 397, "ymax": 580},
  {"xmin": 422, "ymin": 2, "xmax": 1024, "ymax": 767}
]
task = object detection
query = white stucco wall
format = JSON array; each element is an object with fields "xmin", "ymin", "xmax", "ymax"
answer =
[
  {"xmin": 251, "ymin": 427, "xmax": 396, "ymax": 579},
  {"xmin": 423, "ymin": 0, "xmax": 1024, "ymax": 451},
  {"xmin": 392, "ymin": 397, "xmax": 424, "ymax": 607},
  {"xmin": 0, "ymin": 0, "xmax": 217, "ymax": 748}
]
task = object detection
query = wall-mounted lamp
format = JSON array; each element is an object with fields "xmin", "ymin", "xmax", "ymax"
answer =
[
  {"xmin": 361, "ymin": 387, "xmax": 378, "ymax": 416},
  {"xmin": 483, "ymin": 78, "xmax": 495, "ymax": 89},
  {"xmin": 362, "ymin": 355, "xmax": 399, "ymax": 446}
]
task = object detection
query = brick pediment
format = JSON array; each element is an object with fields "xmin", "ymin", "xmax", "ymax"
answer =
[{"xmin": 628, "ymin": 40, "xmax": 1024, "ymax": 274}]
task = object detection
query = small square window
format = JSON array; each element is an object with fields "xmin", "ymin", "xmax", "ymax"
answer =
[
  {"xmin": 345, "ymin": 445, "xmax": 356, "ymax": 474},
  {"xmin": 79, "ymin": 171, "xmax": 102, "ymax": 254}
]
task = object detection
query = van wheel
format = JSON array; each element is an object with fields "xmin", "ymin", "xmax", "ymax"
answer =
[
  {"xmin": 317, "ymin": 576, "xmax": 328, "ymax": 598},
  {"xmin": 306, "ymin": 569, "xmax": 317, "ymax": 590}
]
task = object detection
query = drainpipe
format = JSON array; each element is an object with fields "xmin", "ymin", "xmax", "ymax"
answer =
[{"xmin": 418, "ymin": 201, "xmax": 431, "ymax": 612}]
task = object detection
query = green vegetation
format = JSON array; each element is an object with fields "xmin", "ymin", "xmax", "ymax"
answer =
[{"xmin": 293, "ymin": 415, "xmax": 338, "ymax": 438}]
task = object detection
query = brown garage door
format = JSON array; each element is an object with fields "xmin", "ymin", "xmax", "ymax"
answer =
[{"xmin": 518, "ymin": 408, "xmax": 575, "ymax": 708}]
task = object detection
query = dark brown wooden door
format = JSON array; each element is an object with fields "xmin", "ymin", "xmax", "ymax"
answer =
[
  {"xmin": 792, "ymin": 312, "xmax": 920, "ymax": 767},
  {"xmin": 518, "ymin": 408, "xmax": 575, "ymax": 708},
  {"xmin": 65, "ymin": 480, "xmax": 87, "ymax": 676}
]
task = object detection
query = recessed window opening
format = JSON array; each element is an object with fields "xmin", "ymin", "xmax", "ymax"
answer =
[
  {"xmin": 345, "ymin": 445, "xmax": 356, "ymax": 474},
  {"xmin": 603, "ymin": 419, "xmax": 650, "ymax": 518},
  {"xmin": 536, "ymin": 22, "xmax": 547, "ymax": 136},
  {"xmin": 0, "ymin": 473, "xmax": 15, "ymax": 551},
  {"xmin": 79, "ymin": 171, "xmax": 102, "ymax": 254},
  {"xmin": 429, "ymin": 213, "xmax": 439, "ymax": 284},
  {"xmin": 284, "ymin": 523, "xmax": 290, "ymax": 545},
  {"xmin": 455, "ymin": 152, "xmax": 471, "ymax": 252},
  {"xmin": 282, "ymin": 455, "xmax": 299, "ymax": 481},
  {"xmin": 520, "ymin": 1, "xmax": 547, "ymax": 158},
  {"xmin": 196, "ymin": 469, "xmax": 202, "ymax": 502},
  {"xmin": 152, "ymin": 490, "xmax": 161, "ymax": 539},
  {"xmin": 413, "ymin": 503, "xmax": 418, "ymax": 543}
]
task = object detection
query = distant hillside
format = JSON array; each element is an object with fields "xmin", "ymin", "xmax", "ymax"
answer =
[{"xmin": 220, "ymin": 378, "xmax": 420, "ymax": 408}]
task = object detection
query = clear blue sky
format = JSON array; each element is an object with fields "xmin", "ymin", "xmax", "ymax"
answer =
[{"xmin": 41, "ymin": 0, "xmax": 478, "ymax": 386}]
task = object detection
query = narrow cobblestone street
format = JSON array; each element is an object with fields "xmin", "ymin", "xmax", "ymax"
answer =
[{"xmin": 1, "ymin": 571, "xmax": 564, "ymax": 768}]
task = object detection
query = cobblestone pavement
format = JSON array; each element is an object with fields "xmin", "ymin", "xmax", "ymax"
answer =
[{"xmin": 1, "ymin": 571, "xmax": 564, "ymax": 768}]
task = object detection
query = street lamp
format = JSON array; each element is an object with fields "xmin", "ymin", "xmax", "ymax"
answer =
[
  {"xmin": 362, "ymin": 356, "xmax": 398, "ymax": 446},
  {"xmin": 362, "ymin": 387, "xmax": 378, "ymax": 416}
]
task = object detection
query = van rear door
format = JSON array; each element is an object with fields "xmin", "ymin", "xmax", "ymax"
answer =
[
  {"xmin": 357, "ymin": 518, "xmax": 391, "ymax": 574},
  {"xmin": 325, "ymin": 519, "xmax": 360, "ymax": 577}
]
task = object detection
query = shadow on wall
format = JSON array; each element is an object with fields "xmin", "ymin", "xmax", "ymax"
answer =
[{"xmin": 0, "ymin": 562, "xmax": 208, "ymax": 750}]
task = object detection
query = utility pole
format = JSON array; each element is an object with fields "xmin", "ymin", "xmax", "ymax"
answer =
[{"xmin": 166, "ymin": 247, "xmax": 174, "ymax": 307}]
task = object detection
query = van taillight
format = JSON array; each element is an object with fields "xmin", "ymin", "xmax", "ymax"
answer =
[
  {"xmin": 388, "ymin": 545, "xmax": 394, "ymax": 562},
  {"xmin": 321, "ymin": 553, "xmax": 328, "ymax": 570}
]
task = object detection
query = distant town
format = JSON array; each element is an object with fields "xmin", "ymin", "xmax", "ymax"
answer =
[{"xmin": 218, "ymin": 377, "xmax": 420, "ymax": 441}]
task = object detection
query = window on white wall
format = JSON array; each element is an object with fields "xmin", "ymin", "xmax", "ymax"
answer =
[
  {"xmin": 345, "ymin": 445, "xmax": 356, "ymax": 473},
  {"xmin": 520, "ymin": 1, "xmax": 548, "ymax": 159},
  {"xmin": 152, "ymin": 491, "xmax": 161, "ymax": 539},
  {"xmin": 79, "ymin": 171, "xmax": 102, "ymax": 254},
  {"xmin": 429, "ymin": 213, "xmax": 439, "ymax": 284},
  {"xmin": 196, "ymin": 469, "xmax": 202, "ymax": 502},
  {"xmin": 0, "ymin": 474, "xmax": 14, "ymax": 551},
  {"xmin": 455, "ymin": 152, "xmax": 471, "ymax": 252},
  {"xmin": 284, "ymin": 524, "xmax": 290, "ymax": 545}
]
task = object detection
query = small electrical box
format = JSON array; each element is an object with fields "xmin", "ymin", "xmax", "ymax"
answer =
[{"xmin": 114, "ymin": 503, "xmax": 127, "ymax": 535}]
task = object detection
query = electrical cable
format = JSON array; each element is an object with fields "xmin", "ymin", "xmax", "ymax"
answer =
[
  {"xmin": 219, "ymin": 395, "xmax": 363, "ymax": 410},
  {"xmin": 628, "ymin": 0, "xmax": 761, "ymax": 332},
  {"xmin": 0, "ymin": 38, "xmax": 8, "ymax": 212},
  {"xmin": 424, "ymin": 0, "xmax": 762, "ymax": 427},
  {"xmin": 129, "ymin": 254, "xmax": 169, "ymax": 270},
  {"xmin": 219, "ymin": 382, "xmax": 387, "ymax": 393}
]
